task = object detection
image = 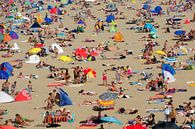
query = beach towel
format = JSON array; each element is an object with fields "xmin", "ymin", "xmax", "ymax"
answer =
[{"xmin": 48, "ymin": 83, "xmax": 64, "ymax": 87}]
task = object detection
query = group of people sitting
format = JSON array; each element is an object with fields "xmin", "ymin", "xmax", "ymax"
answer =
[{"xmin": 43, "ymin": 108, "xmax": 73, "ymax": 124}]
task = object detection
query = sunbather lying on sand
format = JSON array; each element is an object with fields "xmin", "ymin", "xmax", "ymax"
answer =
[
  {"xmin": 78, "ymin": 90, "xmax": 97, "ymax": 96},
  {"xmin": 79, "ymin": 99, "xmax": 98, "ymax": 106},
  {"xmin": 118, "ymin": 107, "xmax": 138, "ymax": 114}
]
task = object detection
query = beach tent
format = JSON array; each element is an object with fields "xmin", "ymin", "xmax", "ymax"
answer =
[
  {"xmin": 151, "ymin": 6, "xmax": 162, "ymax": 14},
  {"xmin": 51, "ymin": 43, "xmax": 64, "ymax": 54},
  {"xmin": 0, "ymin": 70, "xmax": 9, "ymax": 80},
  {"xmin": 58, "ymin": 88, "xmax": 73, "ymax": 106},
  {"xmin": 184, "ymin": 18, "xmax": 190, "ymax": 24},
  {"xmin": 0, "ymin": 91, "xmax": 14, "ymax": 103},
  {"xmin": 162, "ymin": 64, "xmax": 176, "ymax": 81},
  {"xmin": 162, "ymin": 64, "xmax": 176, "ymax": 75},
  {"xmin": 25, "ymin": 55, "xmax": 40, "ymax": 64},
  {"xmin": 30, "ymin": 21, "xmax": 42, "ymax": 28},
  {"xmin": 106, "ymin": 14, "xmax": 115, "ymax": 23},
  {"xmin": 11, "ymin": 42, "xmax": 20, "ymax": 52},
  {"xmin": 77, "ymin": 19, "xmax": 85, "ymax": 25},
  {"xmin": 174, "ymin": 30, "xmax": 186, "ymax": 36},
  {"xmin": 15, "ymin": 89, "xmax": 32, "ymax": 101},
  {"xmin": 9, "ymin": 31, "xmax": 19, "ymax": 39},
  {"xmin": 163, "ymin": 70, "xmax": 176, "ymax": 83},
  {"xmin": 113, "ymin": 32, "xmax": 124, "ymax": 42},
  {"xmin": 0, "ymin": 125, "xmax": 18, "ymax": 129}
]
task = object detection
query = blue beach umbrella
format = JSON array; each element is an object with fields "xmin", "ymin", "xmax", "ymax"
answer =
[
  {"xmin": 174, "ymin": 30, "xmax": 186, "ymax": 36},
  {"xmin": 0, "ymin": 70, "xmax": 9, "ymax": 80}
]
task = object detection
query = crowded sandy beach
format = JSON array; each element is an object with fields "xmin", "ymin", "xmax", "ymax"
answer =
[{"xmin": 0, "ymin": 0, "xmax": 195, "ymax": 129}]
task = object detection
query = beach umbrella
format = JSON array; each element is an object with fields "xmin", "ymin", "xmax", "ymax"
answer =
[
  {"xmin": 123, "ymin": 124, "xmax": 147, "ymax": 129},
  {"xmin": 83, "ymin": 68, "xmax": 96, "ymax": 78},
  {"xmin": 100, "ymin": 116, "xmax": 123, "ymax": 125},
  {"xmin": 180, "ymin": 46, "xmax": 188, "ymax": 54},
  {"xmin": 144, "ymin": 23, "xmax": 153, "ymax": 29},
  {"xmin": 174, "ymin": 30, "xmax": 186, "ymax": 36},
  {"xmin": 173, "ymin": 18, "xmax": 182, "ymax": 21},
  {"xmin": 58, "ymin": 56, "xmax": 72, "ymax": 62},
  {"xmin": 44, "ymin": 17, "xmax": 53, "ymax": 23},
  {"xmin": 0, "ymin": 70, "xmax": 9, "ymax": 80},
  {"xmin": 155, "ymin": 50, "xmax": 166, "ymax": 56},
  {"xmin": 28, "ymin": 48, "xmax": 41, "ymax": 54},
  {"xmin": 98, "ymin": 100, "xmax": 115, "ymax": 108},
  {"xmin": 0, "ymin": 91, "xmax": 14, "ymax": 103},
  {"xmin": 142, "ymin": 4, "xmax": 150, "ymax": 10},
  {"xmin": 99, "ymin": 92, "xmax": 118, "ymax": 101},
  {"xmin": 75, "ymin": 48, "xmax": 87, "ymax": 58},
  {"xmin": 3, "ymin": 33, "xmax": 12, "ymax": 42},
  {"xmin": 30, "ymin": 21, "xmax": 42, "ymax": 29},
  {"xmin": 15, "ymin": 89, "xmax": 32, "ymax": 101},
  {"xmin": 9, "ymin": 31, "xmax": 19, "ymax": 39},
  {"xmin": 106, "ymin": 14, "xmax": 115, "ymax": 23},
  {"xmin": 152, "ymin": 121, "xmax": 179, "ymax": 129},
  {"xmin": 0, "ymin": 62, "xmax": 13, "ymax": 74}
]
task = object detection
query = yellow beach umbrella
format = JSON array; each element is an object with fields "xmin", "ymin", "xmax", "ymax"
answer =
[
  {"xmin": 155, "ymin": 50, "xmax": 166, "ymax": 56},
  {"xmin": 189, "ymin": 83, "xmax": 195, "ymax": 87},
  {"xmin": 29, "ymin": 48, "xmax": 41, "ymax": 54},
  {"xmin": 98, "ymin": 100, "xmax": 115, "ymax": 107},
  {"xmin": 58, "ymin": 56, "xmax": 72, "ymax": 62},
  {"xmin": 180, "ymin": 46, "xmax": 188, "ymax": 54}
]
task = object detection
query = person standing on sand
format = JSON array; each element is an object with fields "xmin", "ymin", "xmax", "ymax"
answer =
[
  {"xmin": 11, "ymin": 81, "xmax": 17, "ymax": 95},
  {"xmin": 102, "ymin": 70, "xmax": 107, "ymax": 85},
  {"xmin": 1, "ymin": 80, "xmax": 10, "ymax": 94},
  {"xmin": 27, "ymin": 81, "xmax": 32, "ymax": 94},
  {"xmin": 54, "ymin": 46, "xmax": 58, "ymax": 58},
  {"xmin": 115, "ymin": 67, "xmax": 121, "ymax": 84}
]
